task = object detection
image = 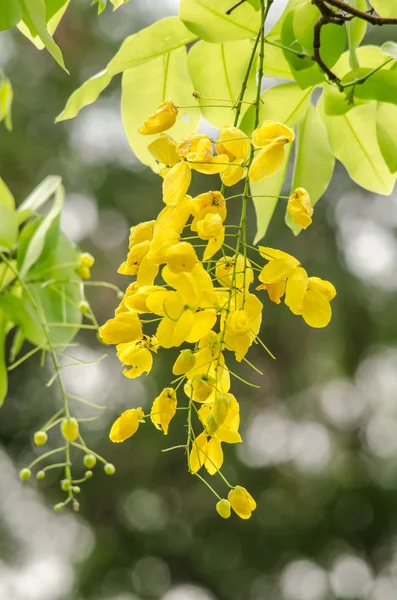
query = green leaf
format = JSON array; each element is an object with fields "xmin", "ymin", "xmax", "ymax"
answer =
[
  {"xmin": 263, "ymin": 42, "xmax": 293, "ymax": 80},
  {"xmin": 19, "ymin": 183, "xmax": 64, "ymax": 278},
  {"xmin": 107, "ymin": 16, "xmax": 197, "ymax": 75},
  {"xmin": 55, "ymin": 70, "xmax": 112, "ymax": 122},
  {"xmin": 0, "ymin": 73, "xmax": 13, "ymax": 131},
  {"xmin": 187, "ymin": 40, "xmax": 257, "ymax": 128},
  {"xmin": 280, "ymin": 8, "xmax": 324, "ymax": 89},
  {"xmin": 252, "ymin": 145, "xmax": 293, "ymax": 244},
  {"xmin": 0, "ymin": 293, "xmax": 44, "ymax": 346},
  {"xmin": 17, "ymin": 175, "xmax": 62, "ymax": 223},
  {"xmin": 293, "ymin": 1, "xmax": 346, "ymax": 68},
  {"xmin": 318, "ymin": 98, "xmax": 396, "ymax": 195},
  {"xmin": 0, "ymin": 309, "xmax": 8, "ymax": 407},
  {"xmin": 287, "ymin": 104, "xmax": 335, "ymax": 234},
  {"xmin": 341, "ymin": 68, "xmax": 397, "ymax": 105},
  {"xmin": 381, "ymin": 41, "xmax": 397, "ymax": 60},
  {"xmin": 322, "ymin": 83, "xmax": 366, "ymax": 116},
  {"xmin": 333, "ymin": 44, "xmax": 392, "ymax": 79},
  {"xmin": 370, "ymin": 0, "xmax": 397, "ymax": 17},
  {"xmin": 347, "ymin": 0, "xmax": 368, "ymax": 71},
  {"xmin": 258, "ymin": 82, "xmax": 313, "ymax": 125},
  {"xmin": 0, "ymin": 178, "xmax": 15, "ymax": 210},
  {"xmin": 0, "ymin": 205, "xmax": 18, "ymax": 251},
  {"xmin": 121, "ymin": 47, "xmax": 199, "ymax": 170},
  {"xmin": 266, "ymin": 0, "xmax": 306, "ymax": 41},
  {"xmin": 0, "ymin": 1, "xmax": 22, "ymax": 31},
  {"xmin": 179, "ymin": 0, "xmax": 260, "ymax": 42},
  {"xmin": 376, "ymin": 102, "xmax": 397, "ymax": 173},
  {"xmin": 18, "ymin": 0, "xmax": 67, "ymax": 71}
]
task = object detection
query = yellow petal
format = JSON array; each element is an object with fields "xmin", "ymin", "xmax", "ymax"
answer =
[
  {"xmin": 138, "ymin": 99, "xmax": 178, "ymax": 135},
  {"xmin": 284, "ymin": 266, "xmax": 308, "ymax": 315},
  {"xmin": 162, "ymin": 161, "xmax": 192, "ymax": 206},
  {"xmin": 148, "ymin": 134, "xmax": 179, "ymax": 166},
  {"xmin": 150, "ymin": 387, "xmax": 177, "ymax": 435},
  {"xmin": 228, "ymin": 486, "xmax": 256, "ymax": 519},
  {"xmin": 301, "ymin": 289, "xmax": 332, "ymax": 328},
  {"xmin": 248, "ymin": 141, "xmax": 286, "ymax": 182},
  {"xmin": 117, "ymin": 344, "xmax": 153, "ymax": 378},
  {"xmin": 216, "ymin": 125, "xmax": 250, "ymax": 161},
  {"xmin": 173, "ymin": 309, "xmax": 195, "ymax": 346},
  {"xmin": 287, "ymin": 187, "xmax": 313, "ymax": 229},
  {"xmin": 259, "ymin": 258, "xmax": 299, "ymax": 284},
  {"xmin": 205, "ymin": 437, "xmax": 224, "ymax": 475},
  {"xmin": 165, "ymin": 241, "xmax": 198, "ymax": 273},
  {"xmin": 203, "ymin": 228, "xmax": 225, "ymax": 260},
  {"xmin": 189, "ymin": 432, "xmax": 208, "ymax": 473},
  {"xmin": 109, "ymin": 408, "xmax": 144, "ymax": 443},
  {"xmin": 308, "ymin": 276, "xmax": 337, "ymax": 300},
  {"xmin": 185, "ymin": 310, "xmax": 217, "ymax": 344},
  {"xmin": 137, "ymin": 257, "xmax": 159, "ymax": 286},
  {"xmin": 220, "ymin": 160, "xmax": 245, "ymax": 187},
  {"xmin": 99, "ymin": 311, "xmax": 142, "ymax": 345},
  {"xmin": 252, "ymin": 121, "xmax": 295, "ymax": 147}
]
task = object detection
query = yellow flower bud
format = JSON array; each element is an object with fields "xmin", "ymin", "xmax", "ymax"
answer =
[
  {"xmin": 216, "ymin": 499, "xmax": 231, "ymax": 519},
  {"xmin": 228, "ymin": 486, "xmax": 256, "ymax": 519},
  {"xmin": 76, "ymin": 252, "xmax": 95, "ymax": 279},
  {"xmin": 166, "ymin": 242, "xmax": 198, "ymax": 273},
  {"xmin": 138, "ymin": 99, "xmax": 178, "ymax": 135},
  {"xmin": 61, "ymin": 418, "xmax": 79, "ymax": 442},
  {"xmin": 34, "ymin": 431, "xmax": 48, "ymax": 446},
  {"xmin": 287, "ymin": 187, "xmax": 313, "ymax": 229},
  {"xmin": 172, "ymin": 349, "xmax": 196, "ymax": 375},
  {"xmin": 109, "ymin": 407, "xmax": 144, "ymax": 443}
]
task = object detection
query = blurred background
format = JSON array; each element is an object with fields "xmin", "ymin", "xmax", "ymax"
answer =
[{"xmin": 2, "ymin": 1, "xmax": 397, "ymax": 599}]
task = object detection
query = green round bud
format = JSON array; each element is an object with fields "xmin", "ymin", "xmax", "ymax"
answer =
[
  {"xmin": 54, "ymin": 502, "xmax": 65, "ymax": 511},
  {"xmin": 104, "ymin": 463, "xmax": 116, "ymax": 475},
  {"xmin": 216, "ymin": 499, "xmax": 231, "ymax": 519},
  {"xmin": 34, "ymin": 431, "xmax": 48, "ymax": 446},
  {"xmin": 117, "ymin": 290, "xmax": 124, "ymax": 301},
  {"xmin": 83, "ymin": 454, "xmax": 97, "ymax": 469},
  {"xmin": 85, "ymin": 470, "xmax": 93, "ymax": 479},
  {"xmin": 61, "ymin": 479, "xmax": 71, "ymax": 492},
  {"xmin": 19, "ymin": 468, "xmax": 32, "ymax": 481},
  {"xmin": 79, "ymin": 300, "xmax": 90, "ymax": 314},
  {"xmin": 36, "ymin": 470, "xmax": 45, "ymax": 480},
  {"xmin": 72, "ymin": 486, "xmax": 81, "ymax": 494}
]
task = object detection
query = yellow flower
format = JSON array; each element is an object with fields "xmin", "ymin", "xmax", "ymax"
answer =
[
  {"xmin": 298, "ymin": 276, "xmax": 336, "ymax": 328},
  {"xmin": 215, "ymin": 254, "xmax": 253, "ymax": 290},
  {"xmin": 249, "ymin": 120, "xmax": 295, "ymax": 183},
  {"xmin": 61, "ymin": 418, "xmax": 79, "ymax": 442},
  {"xmin": 216, "ymin": 125, "xmax": 249, "ymax": 186},
  {"xmin": 258, "ymin": 247, "xmax": 300, "ymax": 283},
  {"xmin": 150, "ymin": 387, "xmax": 177, "ymax": 435},
  {"xmin": 129, "ymin": 221, "xmax": 154, "ymax": 248},
  {"xmin": 198, "ymin": 393, "xmax": 241, "ymax": 443},
  {"xmin": 189, "ymin": 432, "xmax": 223, "ymax": 475},
  {"xmin": 186, "ymin": 137, "xmax": 229, "ymax": 174},
  {"xmin": 116, "ymin": 335, "xmax": 158, "ymax": 379},
  {"xmin": 124, "ymin": 284, "xmax": 164, "ymax": 313},
  {"xmin": 76, "ymin": 252, "xmax": 95, "ymax": 279},
  {"xmin": 162, "ymin": 161, "xmax": 192, "ymax": 206},
  {"xmin": 99, "ymin": 311, "xmax": 142, "ymax": 345},
  {"xmin": 190, "ymin": 191, "xmax": 227, "ymax": 230},
  {"xmin": 138, "ymin": 99, "xmax": 178, "ymax": 135},
  {"xmin": 148, "ymin": 134, "xmax": 179, "ymax": 166},
  {"xmin": 172, "ymin": 349, "xmax": 196, "ymax": 375},
  {"xmin": 165, "ymin": 241, "xmax": 198, "ymax": 273},
  {"xmin": 176, "ymin": 133, "xmax": 208, "ymax": 159},
  {"xmin": 228, "ymin": 486, "xmax": 256, "ymax": 519},
  {"xmin": 118, "ymin": 239, "xmax": 151, "ymax": 275},
  {"xmin": 196, "ymin": 213, "xmax": 225, "ymax": 260},
  {"xmin": 216, "ymin": 499, "xmax": 231, "ymax": 519},
  {"xmin": 109, "ymin": 407, "xmax": 145, "ymax": 443},
  {"xmin": 224, "ymin": 293, "xmax": 263, "ymax": 361},
  {"xmin": 287, "ymin": 187, "xmax": 313, "ymax": 229}
]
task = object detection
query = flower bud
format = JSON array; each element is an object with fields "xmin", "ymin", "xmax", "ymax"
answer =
[
  {"xmin": 61, "ymin": 479, "xmax": 71, "ymax": 492},
  {"xmin": 36, "ymin": 470, "xmax": 45, "ymax": 480},
  {"xmin": 54, "ymin": 502, "xmax": 65, "ymax": 511},
  {"xmin": 228, "ymin": 486, "xmax": 257, "ymax": 519},
  {"xmin": 19, "ymin": 468, "xmax": 31, "ymax": 481},
  {"xmin": 34, "ymin": 431, "xmax": 48, "ymax": 446},
  {"xmin": 104, "ymin": 463, "xmax": 116, "ymax": 475},
  {"xmin": 216, "ymin": 499, "xmax": 231, "ymax": 519},
  {"xmin": 117, "ymin": 290, "xmax": 124, "ymax": 301},
  {"xmin": 72, "ymin": 486, "xmax": 81, "ymax": 494},
  {"xmin": 85, "ymin": 470, "xmax": 93, "ymax": 479},
  {"xmin": 79, "ymin": 300, "xmax": 90, "ymax": 314},
  {"xmin": 61, "ymin": 418, "xmax": 79, "ymax": 442},
  {"xmin": 83, "ymin": 454, "xmax": 97, "ymax": 469},
  {"xmin": 172, "ymin": 349, "xmax": 196, "ymax": 376}
]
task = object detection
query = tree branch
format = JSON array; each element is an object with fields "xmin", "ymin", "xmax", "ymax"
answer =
[
  {"xmin": 321, "ymin": 0, "xmax": 397, "ymax": 25},
  {"xmin": 225, "ymin": 0, "xmax": 247, "ymax": 15}
]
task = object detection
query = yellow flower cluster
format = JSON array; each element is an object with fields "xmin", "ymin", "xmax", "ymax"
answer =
[{"xmin": 99, "ymin": 99, "xmax": 336, "ymax": 520}]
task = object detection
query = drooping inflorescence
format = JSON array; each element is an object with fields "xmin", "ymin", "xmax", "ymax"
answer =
[{"xmin": 99, "ymin": 98, "xmax": 336, "ymax": 520}]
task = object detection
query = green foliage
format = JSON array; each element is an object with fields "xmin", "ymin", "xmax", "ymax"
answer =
[
  {"xmin": 371, "ymin": 0, "xmax": 397, "ymax": 17},
  {"xmin": 0, "ymin": 71, "xmax": 13, "ymax": 131}
]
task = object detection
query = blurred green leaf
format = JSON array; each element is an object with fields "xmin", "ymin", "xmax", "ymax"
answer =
[
  {"xmin": 0, "ymin": 1, "xmax": 23, "ymax": 30},
  {"xmin": 371, "ymin": 0, "xmax": 397, "ymax": 17},
  {"xmin": 121, "ymin": 47, "xmax": 199, "ymax": 170},
  {"xmin": 266, "ymin": 0, "xmax": 305, "ymax": 41},
  {"xmin": 376, "ymin": 102, "xmax": 397, "ymax": 173},
  {"xmin": 187, "ymin": 40, "xmax": 257, "ymax": 127},
  {"xmin": 287, "ymin": 104, "xmax": 335, "ymax": 234},
  {"xmin": 17, "ymin": 175, "xmax": 62, "ymax": 224},
  {"xmin": 347, "ymin": 0, "xmax": 367, "ymax": 71},
  {"xmin": 0, "ymin": 72, "xmax": 13, "ymax": 131},
  {"xmin": 179, "ymin": 0, "xmax": 260, "ymax": 42},
  {"xmin": 381, "ymin": 41, "xmax": 397, "ymax": 60},
  {"xmin": 0, "ymin": 179, "xmax": 15, "ymax": 210},
  {"xmin": 19, "ymin": 183, "xmax": 64, "ymax": 278},
  {"xmin": 107, "ymin": 16, "xmax": 197, "ymax": 75},
  {"xmin": 252, "ymin": 145, "xmax": 293, "ymax": 244},
  {"xmin": 0, "ymin": 309, "xmax": 7, "ymax": 407},
  {"xmin": 0, "ymin": 293, "xmax": 44, "ymax": 346},
  {"xmin": 55, "ymin": 70, "xmax": 112, "ymax": 123},
  {"xmin": 18, "ymin": 0, "xmax": 67, "ymax": 71},
  {"xmin": 318, "ymin": 98, "xmax": 396, "ymax": 195},
  {"xmin": 0, "ymin": 205, "xmax": 18, "ymax": 251}
]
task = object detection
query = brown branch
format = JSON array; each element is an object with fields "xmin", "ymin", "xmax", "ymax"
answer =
[
  {"xmin": 319, "ymin": 0, "xmax": 397, "ymax": 25},
  {"xmin": 312, "ymin": 16, "xmax": 341, "ymax": 84},
  {"xmin": 225, "ymin": 0, "xmax": 247, "ymax": 15}
]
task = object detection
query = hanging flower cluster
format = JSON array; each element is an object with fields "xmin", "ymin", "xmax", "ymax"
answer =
[{"xmin": 99, "ymin": 99, "xmax": 336, "ymax": 520}]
